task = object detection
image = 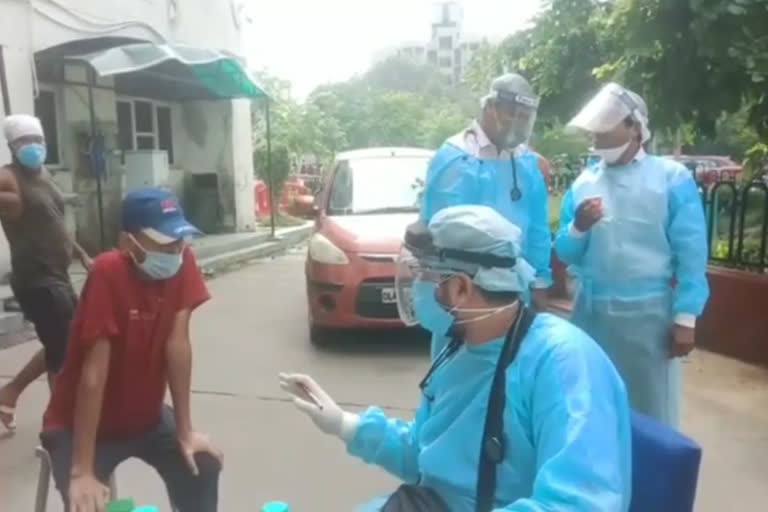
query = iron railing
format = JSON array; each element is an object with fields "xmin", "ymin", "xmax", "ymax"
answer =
[
  {"xmin": 549, "ymin": 170, "xmax": 768, "ymax": 273},
  {"xmin": 701, "ymin": 179, "xmax": 768, "ymax": 272}
]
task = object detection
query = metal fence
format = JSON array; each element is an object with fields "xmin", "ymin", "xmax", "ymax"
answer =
[
  {"xmin": 549, "ymin": 170, "xmax": 768, "ymax": 273},
  {"xmin": 702, "ymin": 178, "xmax": 768, "ymax": 273}
]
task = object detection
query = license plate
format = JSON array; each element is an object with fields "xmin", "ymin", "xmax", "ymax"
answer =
[{"xmin": 381, "ymin": 288, "xmax": 397, "ymax": 304}]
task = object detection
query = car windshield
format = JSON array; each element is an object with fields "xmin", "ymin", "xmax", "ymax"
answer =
[{"xmin": 327, "ymin": 155, "xmax": 430, "ymax": 215}]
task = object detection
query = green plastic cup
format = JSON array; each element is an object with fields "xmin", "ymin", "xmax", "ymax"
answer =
[{"xmin": 106, "ymin": 499, "xmax": 135, "ymax": 512}]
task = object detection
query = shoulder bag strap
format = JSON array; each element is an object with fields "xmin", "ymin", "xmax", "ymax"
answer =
[{"xmin": 476, "ymin": 307, "xmax": 536, "ymax": 512}]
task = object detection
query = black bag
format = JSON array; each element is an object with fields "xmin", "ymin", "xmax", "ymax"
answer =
[{"xmin": 380, "ymin": 307, "xmax": 536, "ymax": 512}]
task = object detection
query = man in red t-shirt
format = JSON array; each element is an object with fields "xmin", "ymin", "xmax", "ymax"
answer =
[{"xmin": 41, "ymin": 188, "xmax": 222, "ymax": 512}]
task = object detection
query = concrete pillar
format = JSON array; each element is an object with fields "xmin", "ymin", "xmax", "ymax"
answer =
[
  {"xmin": 0, "ymin": 1, "xmax": 35, "ymax": 276},
  {"xmin": 229, "ymin": 99, "xmax": 256, "ymax": 231}
]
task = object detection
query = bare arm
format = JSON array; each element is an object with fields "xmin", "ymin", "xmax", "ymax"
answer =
[
  {"xmin": 0, "ymin": 167, "xmax": 22, "ymax": 219},
  {"xmin": 71, "ymin": 338, "xmax": 110, "ymax": 477},
  {"xmin": 167, "ymin": 309, "xmax": 193, "ymax": 438}
]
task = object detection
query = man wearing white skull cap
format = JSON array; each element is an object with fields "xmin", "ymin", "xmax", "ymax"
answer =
[{"xmin": 0, "ymin": 114, "xmax": 92, "ymax": 433}]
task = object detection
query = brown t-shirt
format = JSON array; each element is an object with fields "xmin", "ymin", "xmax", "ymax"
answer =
[{"xmin": 0, "ymin": 164, "xmax": 72, "ymax": 290}]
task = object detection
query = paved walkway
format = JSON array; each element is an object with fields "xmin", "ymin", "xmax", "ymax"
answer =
[{"xmin": 1, "ymin": 250, "xmax": 767, "ymax": 510}]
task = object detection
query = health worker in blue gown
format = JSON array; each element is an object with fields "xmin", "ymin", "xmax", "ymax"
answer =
[
  {"xmin": 420, "ymin": 73, "xmax": 552, "ymax": 360},
  {"xmin": 280, "ymin": 205, "xmax": 632, "ymax": 512},
  {"xmin": 555, "ymin": 83, "xmax": 710, "ymax": 428}
]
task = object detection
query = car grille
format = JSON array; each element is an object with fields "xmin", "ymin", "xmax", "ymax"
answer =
[{"xmin": 355, "ymin": 280, "xmax": 399, "ymax": 319}]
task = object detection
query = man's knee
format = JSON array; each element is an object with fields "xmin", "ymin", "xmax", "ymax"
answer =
[{"xmin": 193, "ymin": 452, "xmax": 221, "ymax": 480}]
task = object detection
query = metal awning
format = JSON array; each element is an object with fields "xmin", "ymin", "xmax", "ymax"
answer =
[{"xmin": 63, "ymin": 42, "xmax": 268, "ymax": 101}]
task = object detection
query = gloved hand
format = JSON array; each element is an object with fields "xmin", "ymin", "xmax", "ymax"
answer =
[{"xmin": 279, "ymin": 373, "xmax": 359, "ymax": 442}]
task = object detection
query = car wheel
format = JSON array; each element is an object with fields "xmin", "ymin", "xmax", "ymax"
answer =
[{"xmin": 309, "ymin": 323, "xmax": 332, "ymax": 347}]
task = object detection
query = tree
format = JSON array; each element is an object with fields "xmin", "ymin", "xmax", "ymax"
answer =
[
  {"xmin": 597, "ymin": 0, "xmax": 768, "ymax": 137},
  {"xmin": 305, "ymin": 57, "xmax": 473, "ymax": 151},
  {"xmin": 464, "ymin": 0, "xmax": 612, "ymax": 126},
  {"xmin": 251, "ymin": 70, "xmax": 346, "ymax": 197}
]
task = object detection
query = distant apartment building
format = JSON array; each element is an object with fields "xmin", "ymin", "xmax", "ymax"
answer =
[{"xmin": 376, "ymin": 2, "xmax": 486, "ymax": 84}]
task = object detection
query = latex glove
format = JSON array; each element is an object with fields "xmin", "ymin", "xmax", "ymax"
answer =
[
  {"xmin": 574, "ymin": 197, "xmax": 605, "ymax": 232},
  {"xmin": 279, "ymin": 373, "xmax": 359, "ymax": 441},
  {"xmin": 670, "ymin": 324, "xmax": 696, "ymax": 358}
]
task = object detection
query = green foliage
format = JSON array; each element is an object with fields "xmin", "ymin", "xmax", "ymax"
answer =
[
  {"xmin": 464, "ymin": 0, "xmax": 612, "ymax": 126},
  {"xmin": 306, "ymin": 57, "xmax": 474, "ymax": 151},
  {"xmin": 464, "ymin": 0, "xmax": 768, "ymax": 161},
  {"xmin": 598, "ymin": 0, "xmax": 768, "ymax": 136},
  {"xmin": 743, "ymin": 143, "xmax": 768, "ymax": 181},
  {"xmin": 251, "ymin": 70, "xmax": 347, "ymax": 197},
  {"xmin": 685, "ymin": 107, "xmax": 760, "ymax": 160},
  {"xmin": 532, "ymin": 123, "xmax": 590, "ymax": 163}
]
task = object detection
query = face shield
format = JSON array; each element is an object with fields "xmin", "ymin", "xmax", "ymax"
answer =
[
  {"xmin": 394, "ymin": 222, "xmax": 523, "ymax": 327},
  {"xmin": 568, "ymin": 83, "xmax": 645, "ymax": 136},
  {"xmin": 488, "ymin": 90, "xmax": 539, "ymax": 150},
  {"xmin": 395, "ymin": 245, "xmax": 455, "ymax": 327}
]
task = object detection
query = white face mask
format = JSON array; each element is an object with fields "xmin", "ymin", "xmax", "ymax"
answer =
[{"xmin": 592, "ymin": 141, "xmax": 631, "ymax": 165}]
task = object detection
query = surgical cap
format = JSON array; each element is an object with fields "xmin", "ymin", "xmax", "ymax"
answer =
[
  {"xmin": 3, "ymin": 114, "xmax": 44, "ymax": 143},
  {"xmin": 428, "ymin": 205, "xmax": 535, "ymax": 293}
]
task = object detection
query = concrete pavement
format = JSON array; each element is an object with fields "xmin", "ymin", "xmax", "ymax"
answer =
[{"xmin": 2, "ymin": 248, "xmax": 768, "ymax": 510}]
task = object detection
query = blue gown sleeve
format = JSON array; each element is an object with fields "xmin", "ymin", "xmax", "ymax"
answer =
[
  {"xmin": 497, "ymin": 338, "xmax": 632, "ymax": 511},
  {"xmin": 553, "ymin": 187, "xmax": 589, "ymax": 265},
  {"xmin": 346, "ymin": 402, "xmax": 428, "ymax": 484},
  {"xmin": 420, "ymin": 147, "xmax": 479, "ymax": 223},
  {"xmin": 667, "ymin": 168, "xmax": 710, "ymax": 318},
  {"xmin": 526, "ymin": 162, "xmax": 553, "ymax": 288}
]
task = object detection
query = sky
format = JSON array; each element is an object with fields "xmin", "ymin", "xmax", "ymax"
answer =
[{"xmin": 243, "ymin": 0, "xmax": 543, "ymax": 100}]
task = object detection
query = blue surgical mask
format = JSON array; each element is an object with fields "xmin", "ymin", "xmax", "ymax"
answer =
[
  {"xmin": 15, "ymin": 143, "xmax": 47, "ymax": 170},
  {"xmin": 411, "ymin": 279, "xmax": 455, "ymax": 337},
  {"xmin": 130, "ymin": 236, "xmax": 183, "ymax": 280}
]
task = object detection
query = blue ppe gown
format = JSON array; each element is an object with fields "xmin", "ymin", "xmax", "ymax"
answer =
[
  {"xmin": 348, "ymin": 313, "xmax": 632, "ymax": 511},
  {"xmin": 554, "ymin": 155, "xmax": 709, "ymax": 427},
  {"xmin": 420, "ymin": 143, "xmax": 552, "ymax": 360}
]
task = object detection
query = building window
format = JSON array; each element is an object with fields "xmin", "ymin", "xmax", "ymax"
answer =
[
  {"xmin": 116, "ymin": 99, "xmax": 174, "ymax": 164},
  {"xmin": 428, "ymin": 50, "xmax": 437, "ymax": 64},
  {"xmin": 439, "ymin": 36, "xmax": 452, "ymax": 50},
  {"xmin": 438, "ymin": 56, "xmax": 452, "ymax": 68},
  {"xmin": 34, "ymin": 90, "xmax": 60, "ymax": 166},
  {"xmin": 470, "ymin": 42, "xmax": 480, "ymax": 51}
]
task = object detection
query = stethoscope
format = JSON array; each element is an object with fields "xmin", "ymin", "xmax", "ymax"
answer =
[{"xmin": 465, "ymin": 129, "xmax": 523, "ymax": 202}]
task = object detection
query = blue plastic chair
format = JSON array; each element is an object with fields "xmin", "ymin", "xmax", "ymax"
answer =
[{"xmin": 629, "ymin": 412, "xmax": 702, "ymax": 512}]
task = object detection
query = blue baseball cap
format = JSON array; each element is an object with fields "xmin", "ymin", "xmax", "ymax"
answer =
[{"xmin": 121, "ymin": 188, "xmax": 201, "ymax": 244}]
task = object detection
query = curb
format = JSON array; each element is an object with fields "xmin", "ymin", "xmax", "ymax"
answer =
[{"xmin": 197, "ymin": 224, "xmax": 312, "ymax": 276}]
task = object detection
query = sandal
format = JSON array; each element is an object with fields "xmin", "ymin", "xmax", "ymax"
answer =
[{"xmin": 0, "ymin": 404, "xmax": 16, "ymax": 432}]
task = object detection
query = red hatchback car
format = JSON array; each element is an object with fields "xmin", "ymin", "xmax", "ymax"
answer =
[{"xmin": 305, "ymin": 147, "xmax": 434, "ymax": 345}]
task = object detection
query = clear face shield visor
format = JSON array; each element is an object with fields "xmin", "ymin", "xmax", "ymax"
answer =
[
  {"xmin": 567, "ymin": 83, "xmax": 641, "ymax": 135},
  {"xmin": 395, "ymin": 246, "xmax": 454, "ymax": 327},
  {"xmin": 491, "ymin": 92, "xmax": 539, "ymax": 148}
]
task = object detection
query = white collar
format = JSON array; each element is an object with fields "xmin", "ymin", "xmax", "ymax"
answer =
[
  {"xmin": 633, "ymin": 147, "xmax": 647, "ymax": 162},
  {"xmin": 467, "ymin": 120, "xmax": 501, "ymax": 155}
]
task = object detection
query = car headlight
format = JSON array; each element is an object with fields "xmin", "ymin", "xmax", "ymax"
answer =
[{"xmin": 309, "ymin": 233, "xmax": 349, "ymax": 265}]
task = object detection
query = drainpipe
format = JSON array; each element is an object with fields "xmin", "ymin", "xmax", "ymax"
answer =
[{"xmin": 86, "ymin": 66, "xmax": 106, "ymax": 250}]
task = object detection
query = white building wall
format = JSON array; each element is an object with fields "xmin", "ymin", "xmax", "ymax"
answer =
[{"xmin": 0, "ymin": 0, "xmax": 256, "ymax": 266}]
